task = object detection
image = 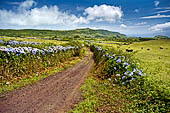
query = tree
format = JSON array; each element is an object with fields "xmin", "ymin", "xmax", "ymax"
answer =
[{"xmin": 74, "ymin": 35, "xmax": 80, "ymax": 39}]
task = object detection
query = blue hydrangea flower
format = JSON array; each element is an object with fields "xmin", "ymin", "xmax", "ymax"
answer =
[
  {"xmin": 123, "ymin": 62, "xmax": 129, "ymax": 66},
  {"xmin": 116, "ymin": 58, "xmax": 121, "ymax": 63},
  {"xmin": 122, "ymin": 76, "xmax": 126, "ymax": 80},
  {"xmin": 138, "ymin": 70, "xmax": 143, "ymax": 76}
]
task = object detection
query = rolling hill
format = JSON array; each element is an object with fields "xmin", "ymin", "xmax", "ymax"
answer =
[{"xmin": 0, "ymin": 28, "xmax": 126, "ymax": 38}]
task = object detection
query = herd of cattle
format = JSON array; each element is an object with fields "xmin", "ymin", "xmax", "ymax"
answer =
[{"xmin": 126, "ymin": 46, "xmax": 164, "ymax": 52}]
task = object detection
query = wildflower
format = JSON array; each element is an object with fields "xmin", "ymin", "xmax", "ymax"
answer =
[
  {"xmin": 133, "ymin": 68, "xmax": 137, "ymax": 73},
  {"xmin": 116, "ymin": 74, "xmax": 120, "ymax": 77},
  {"xmin": 36, "ymin": 72, "xmax": 39, "ymax": 76},
  {"xmin": 6, "ymin": 82, "xmax": 10, "ymax": 85},
  {"xmin": 138, "ymin": 71, "xmax": 143, "ymax": 76},
  {"xmin": 108, "ymin": 78, "xmax": 111, "ymax": 81},
  {"xmin": 123, "ymin": 62, "xmax": 129, "ymax": 66},
  {"xmin": 125, "ymin": 66, "xmax": 129, "ymax": 69},
  {"xmin": 7, "ymin": 45, "xmax": 10, "ymax": 47},
  {"xmin": 128, "ymin": 72, "xmax": 134, "ymax": 76},
  {"xmin": 116, "ymin": 58, "xmax": 121, "ymax": 63},
  {"xmin": 122, "ymin": 76, "xmax": 126, "ymax": 80},
  {"xmin": 122, "ymin": 82, "xmax": 125, "ymax": 85},
  {"xmin": 124, "ymin": 71, "xmax": 130, "ymax": 75},
  {"xmin": 114, "ymin": 67, "xmax": 117, "ymax": 70}
]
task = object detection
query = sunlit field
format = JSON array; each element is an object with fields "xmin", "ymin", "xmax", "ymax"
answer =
[
  {"xmin": 0, "ymin": 37, "xmax": 68, "ymax": 45},
  {"xmin": 96, "ymin": 39, "xmax": 170, "ymax": 85}
]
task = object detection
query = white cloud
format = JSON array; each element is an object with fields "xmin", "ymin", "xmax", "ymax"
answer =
[
  {"xmin": 135, "ymin": 22, "xmax": 147, "ymax": 25},
  {"xmin": 134, "ymin": 9, "xmax": 139, "ymax": 13},
  {"xmin": 154, "ymin": 10, "xmax": 170, "ymax": 14},
  {"xmin": 155, "ymin": 7, "xmax": 170, "ymax": 10},
  {"xmin": 0, "ymin": 1, "xmax": 88, "ymax": 27},
  {"xmin": 154, "ymin": 1, "xmax": 160, "ymax": 7},
  {"xmin": 141, "ymin": 14, "xmax": 170, "ymax": 19},
  {"xmin": 120, "ymin": 24, "xmax": 127, "ymax": 28},
  {"xmin": 0, "ymin": 2, "xmax": 123, "ymax": 28},
  {"xmin": 84, "ymin": 4, "xmax": 123, "ymax": 22},
  {"xmin": 19, "ymin": 0, "xmax": 36, "ymax": 10},
  {"xmin": 149, "ymin": 22, "xmax": 170, "ymax": 31}
]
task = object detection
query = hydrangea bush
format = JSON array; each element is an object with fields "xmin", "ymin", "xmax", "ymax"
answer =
[
  {"xmin": 0, "ymin": 39, "xmax": 41, "ymax": 46},
  {"xmin": 90, "ymin": 45, "xmax": 145, "ymax": 85},
  {"xmin": 0, "ymin": 42, "xmax": 81, "ymax": 83},
  {"xmin": 90, "ymin": 45, "xmax": 170, "ymax": 112}
]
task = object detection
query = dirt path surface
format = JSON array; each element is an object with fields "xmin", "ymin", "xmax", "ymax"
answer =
[{"xmin": 0, "ymin": 49, "xmax": 94, "ymax": 113}]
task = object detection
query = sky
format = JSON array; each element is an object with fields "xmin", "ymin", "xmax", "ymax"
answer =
[{"xmin": 0, "ymin": 0, "xmax": 170, "ymax": 37}]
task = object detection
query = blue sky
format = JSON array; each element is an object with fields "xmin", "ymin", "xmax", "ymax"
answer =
[{"xmin": 0, "ymin": 0, "xmax": 170, "ymax": 37}]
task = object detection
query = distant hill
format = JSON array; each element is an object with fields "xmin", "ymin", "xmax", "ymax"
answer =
[
  {"xmin": 154, "ymin": 35, "xmax": 169, "ymax": 39},
  {"xmin": 0, "ymin": 28, "xmax": 126, "ymax": 38},
  {"xmin": 73, "ymin": 28, "xmax": 126, "ymax": 37}
]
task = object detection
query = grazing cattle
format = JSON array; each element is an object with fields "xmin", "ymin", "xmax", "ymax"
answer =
[
  {"xmin": 147, "ymin": 48, "xmax": 150, "ymax": 51},
  {"xmin": 160, "ymin": 47, "xmax": 163, "ymax": 49},
  {"xmin": 126, "ymin": 49, "xmax": 133, "ymax": 52}
]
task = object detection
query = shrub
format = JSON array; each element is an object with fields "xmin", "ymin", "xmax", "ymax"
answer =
[{"xmin": 90, "ymin": 45, "xmax": 170, "ymax": 112}]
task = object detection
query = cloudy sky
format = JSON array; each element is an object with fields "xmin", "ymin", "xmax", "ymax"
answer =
[{"xmin": 0, "ymin": 0, "xmax": 170, "ymax": 37}]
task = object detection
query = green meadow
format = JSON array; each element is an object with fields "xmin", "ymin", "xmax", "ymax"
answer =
[
  {"xmin": 0, "ymin": 37, "xmax": 68, "ymax": 45},
  {"xmin": 97, "ymin": 39, "xmax": 170, "ymax": 85}
]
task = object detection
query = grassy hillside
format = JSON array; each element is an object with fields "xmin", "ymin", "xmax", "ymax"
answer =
[{"xmin": 0, "ymin": 28, "xmax": 125, "ymax": 38}]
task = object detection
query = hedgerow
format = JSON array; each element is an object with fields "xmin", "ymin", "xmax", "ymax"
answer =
[
  {"xmin": 90, "ymin": 45, "xmax": 170, "ymax": 112},
  {"xmin": 0, "ymin": 40, "xmax": 82, "ymax": 84}
]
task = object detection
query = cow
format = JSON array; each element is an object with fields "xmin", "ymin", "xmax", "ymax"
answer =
[
  {"xmin": 126, "ymin": 49, "xmax": 133, "ymax": 52},
  {"xmin": 160, "ymin": 47, "xmax": 163, "ymax": 49}
]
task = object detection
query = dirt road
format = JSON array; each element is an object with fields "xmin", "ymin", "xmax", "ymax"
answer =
[{"xmin": 0, "ymin": 49, "xmax": 94, "ymax": 113}]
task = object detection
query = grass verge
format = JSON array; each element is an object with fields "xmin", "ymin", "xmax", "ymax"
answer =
[
  {"xmin": 70, "ymin": 72, "xmax": 129, "ymax": 113},
  {"xmin": 71, "ymin": 54, "xmax": 170, "ymax": 113}
]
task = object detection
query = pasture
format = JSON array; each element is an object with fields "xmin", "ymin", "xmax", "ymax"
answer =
[
  {"xmin": 0, "ymin": 37, "xmax": 68, "ymax": 45},
  {"xmin": 96, "ymin": 39, "xmax": 170, "ymax": 85}
]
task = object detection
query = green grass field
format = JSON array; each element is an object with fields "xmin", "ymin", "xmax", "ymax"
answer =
[
  {"xmin": 96, "ymin": 39, "xmax": 170, "ymax": 85},
  {"xmin": 0, "ymin": 37, "xmax": 68, "ymax": 45}
]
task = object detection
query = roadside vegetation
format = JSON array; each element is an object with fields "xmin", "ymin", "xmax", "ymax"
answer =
[
  {"xmin": 72, "ymin": 39, "xmax": 170, "ymax": 112},
  {"xmin": 0, "ymin": 38, "xmax": 86, "ymax": 94},
  {"xmin": 0, "ymin": 29, "xmax": 170, "ymax": 112}
]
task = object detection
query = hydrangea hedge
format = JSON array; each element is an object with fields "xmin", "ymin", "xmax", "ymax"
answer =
[
  {"xmin": 90, "ymin": 45, "xmax": 145, "ymax": 85},
  {"xmin": 0, "ymin": 41, "xmax": 81, "ymax": 83},
  {"xmin": 90, "ymin": 45, "xmax": 170, "ymax": 112}
]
